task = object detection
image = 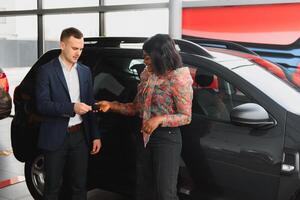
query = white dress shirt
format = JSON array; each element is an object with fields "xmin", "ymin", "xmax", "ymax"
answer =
[{"xmin": 59, "ymin": 56, "xmax": 83, "ymax": 127}]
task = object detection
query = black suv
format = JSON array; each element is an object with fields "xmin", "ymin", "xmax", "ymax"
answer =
[{"xmin": 11, "ymin": 37, "xmax": 300, "ymax": 200}]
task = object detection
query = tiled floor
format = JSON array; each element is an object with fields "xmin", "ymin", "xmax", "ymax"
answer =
[
  {"xmin": 0, "ymin": 117, "xmax": 33, "ymax": 200},
  {"xmin": 0, "ymin": 67, "xmax": 34, "ymax": 199},
  {"xmin": 0, "ymin": 118, "xmax": 128, "ymax": 200},
  {"xmin": 0, "ymin": 181, "xmax": 32, "ymax": 200}
]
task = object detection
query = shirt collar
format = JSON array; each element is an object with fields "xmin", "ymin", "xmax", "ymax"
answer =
[{"xmin": 58, "ymin": 55, "xmax": 77, "ymax": 71}]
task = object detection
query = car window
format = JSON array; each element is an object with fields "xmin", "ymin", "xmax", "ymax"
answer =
[
  {"xmin": 129, "ymin": 59, "xmax": 144, "ymax": 78},
  {"xmin": 235, "ymin": 65, "xmax": 300, "ymax": 115},
  {"xmin": 92, "ymin": 56, "xmax": 141, "ymax": 103},
  {"xmin": 190, "ymin": 66, "xmax": 251, "ymax": 121}
]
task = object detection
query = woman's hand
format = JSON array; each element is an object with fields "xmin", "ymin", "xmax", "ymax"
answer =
[
  {"xmin": 141, "ymin": 116, "xmax": 164, "ymax": 135},
  {"xmin": 95, "ymin": 101, "xmax": 112, "ymax": 112}
]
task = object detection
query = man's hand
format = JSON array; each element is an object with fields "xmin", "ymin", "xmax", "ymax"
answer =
[
  {"xmin": 74, "ymin": 102, "xmax": 92, "ymax": 115},
  {"xmin": 90, "ymin": 139, "xmax": 101, "ymax": 155}
]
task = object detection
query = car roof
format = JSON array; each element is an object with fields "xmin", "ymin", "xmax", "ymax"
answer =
[
  {"xmin": 26, "ymin": 37, "xmax": 300, "ymax": 115},
  {"xmin": 84, "ymin": 37, "xmax": 251, "ymax": 67}
]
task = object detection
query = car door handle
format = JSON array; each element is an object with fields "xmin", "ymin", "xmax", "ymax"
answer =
[
  {"xmin": 281, "ymin": 164, "xmax": 295, "ymax": 173},
  {"xmin": 281, "ymin": 151, "xmax": 299, "ymax": 176}
]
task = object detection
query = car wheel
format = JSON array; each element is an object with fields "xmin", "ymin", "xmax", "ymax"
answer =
[{"xmin": 25, "ymin": 154, "xmax": 44, "ymax": 200}]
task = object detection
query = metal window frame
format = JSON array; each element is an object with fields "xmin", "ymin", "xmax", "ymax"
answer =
[
  {"xmin": 1, "ymin": 0, "xmax": 300, "ymax": 58},
  {"xmin": 37, "ymin": 0, "xmax": 43, "ymax": 57},
  {"xmin": 0, "ymin": 3, "xmax": 169, "ymax": 16}
]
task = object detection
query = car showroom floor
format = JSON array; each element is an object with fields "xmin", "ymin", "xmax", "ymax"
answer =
[{"xmin": 0, "ymin": 67, "xmax": 128, "ymax": 200}]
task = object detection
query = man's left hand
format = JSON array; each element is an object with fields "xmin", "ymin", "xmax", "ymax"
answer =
[{"xmin": 90, "ymin": 139, "xmax": 101, "ymax": 155}]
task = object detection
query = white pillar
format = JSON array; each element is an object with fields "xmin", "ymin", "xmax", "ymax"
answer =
[{"xmin": 169, "ymin": 0, "xmax": 182, "ymax": 39}]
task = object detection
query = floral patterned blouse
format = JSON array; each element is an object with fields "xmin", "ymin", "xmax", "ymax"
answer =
[{"xmin": 117, "ymin": 66, "xmax": 193, "ymax": 127}]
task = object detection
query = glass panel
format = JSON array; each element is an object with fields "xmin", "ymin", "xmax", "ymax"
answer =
[
  {"xmin": 104, "ymin": 0, "xmax": 168, "ymax": 5},
  {"xmin": 236, "ymin": 65, "xmax": 300, "ymax": 114},
  {"xmin": 0, "ymin": 15, "xmax": 37, "ymax": 110},
  {"xmin": 0, "ymin": 15, "xmax": 37, "ymax": 68},
  {"xmin": 44, "ymin": 13, "xmax": 99, "ymax": 52},
  {"xmin": 43, "ymin": 0, "xmax": 98, "ymax": 9},
  {"xmin": 190, "ymin": 67, "xmax": 250, "ymax": 121},
  {"xmin": 91, "ymin": 55, "xmax": 139, "ymax": 102},
  {"xmin": 0, "ymin": 0, "xmax": 36, "ymax": 11},
  {"xmin": 104, "ymin": 9, "xmax": 168, "ymax": 37}
]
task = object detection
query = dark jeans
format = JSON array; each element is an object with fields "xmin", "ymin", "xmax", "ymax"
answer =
[
  {"xmin": 136, "ymin": 126, "xmax": 182, "ymax": 200},
  {"xmin": 43, "ymin": 128, "xmax": 88, "ymax": 200}
]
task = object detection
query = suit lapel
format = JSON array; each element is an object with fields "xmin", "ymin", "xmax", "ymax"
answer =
[{"xmin": 53, "ymin": 58, "xmax": 71, "ymax": 100}]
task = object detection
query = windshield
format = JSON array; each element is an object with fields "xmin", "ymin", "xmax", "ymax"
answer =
[
  {"xmin": 209, "ymin": 47, "xmax": 300, "ymax": 90},
  {"xmin": 234, "ymin": 64, "xmax": 300, "ymax": 115},
  {"xmin": 250, "ymin": 57, "xmax": 300, "ymax": 92}
]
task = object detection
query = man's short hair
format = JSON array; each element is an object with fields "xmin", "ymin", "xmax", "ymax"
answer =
[{"xmin": 60, "ymin": 27, "xmax": 83, "ymax": 42}]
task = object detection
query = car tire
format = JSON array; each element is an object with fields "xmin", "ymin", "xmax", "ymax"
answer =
[{"xmin": 25, "ymin": 154, "xmax": 44, "ymax": 200}]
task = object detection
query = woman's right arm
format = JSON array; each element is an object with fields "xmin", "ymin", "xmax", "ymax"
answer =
[
  {"xmin": 111, "ymin": 101, "xmax": 138, "ymax": 116},
  {"xmin": 97, "ymin": 100, "xmax": 138, "ymax": 116},
  {"xmin": 97, "ymin": 66, "xmax": 150, "ymax": 116}
]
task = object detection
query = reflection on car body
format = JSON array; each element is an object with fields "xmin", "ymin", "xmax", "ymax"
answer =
[{"xmin": 11, "ymin": 37, "xmax": 300, "ymax": 200}]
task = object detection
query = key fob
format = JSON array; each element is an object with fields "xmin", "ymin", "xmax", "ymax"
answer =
[{"xmin": 92, "ymin": 104, "xmax": 100, "ymax": 111}]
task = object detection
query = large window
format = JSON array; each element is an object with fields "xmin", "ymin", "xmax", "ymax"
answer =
[
  {"xmin": 43, "ymin": 0, "xmax": 98, "ymax": 9},
  {"xmin": 0, "ymin": 0, "xmax": 36, "ymax": 11},
  {"xmin": 104, "ymin": 0, "xmax": 168, "ymax": 5},
  {"xmin": 44, "ymin": 13, "xmax": 99, "ymax": 52},
  {"xmin": 105, "ymin": 9, "xmax": 168, "ymax": 37},
  {"xmin": 190, "ymin": 67, "xmax": 251, "ymax": 121},
  {"xmin": 0, "ymin": 15, "xmax": 37, "ymax": 68},
  {"xmin": 0, "ymin": 1, "xmax": 171, "ymax": 54}
]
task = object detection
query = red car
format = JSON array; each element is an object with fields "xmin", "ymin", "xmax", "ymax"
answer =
[{"xmin": 0, "ymin": 68, "xmax": 11, "ymax": 119}]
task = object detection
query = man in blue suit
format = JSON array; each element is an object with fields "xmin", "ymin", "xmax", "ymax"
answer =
[{"xmin": 36, "ymin": 27, "xmax": 101, "ymax": 200}]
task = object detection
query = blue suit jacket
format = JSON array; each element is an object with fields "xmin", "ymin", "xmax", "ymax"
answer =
[{"xmin": 36, "ymin": 57, "xmax": 100, "ymax": 151}]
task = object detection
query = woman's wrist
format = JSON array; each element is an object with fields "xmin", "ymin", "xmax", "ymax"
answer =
[
  {"xmin": 110, "ymin": 101, "xmax": 119, "ymax": 112},
  {"xmin": 156, "ymin": 115, "xmax": 165, "ymax": 126}
]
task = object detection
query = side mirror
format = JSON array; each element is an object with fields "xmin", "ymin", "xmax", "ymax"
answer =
[{"xmin": 230, "ymin": 103, "xmax": 276, "ymax": 128}]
